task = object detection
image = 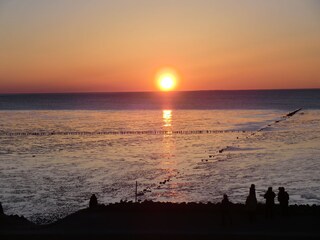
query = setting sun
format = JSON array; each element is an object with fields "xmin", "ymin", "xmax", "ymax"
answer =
[
  {"xmin": 156, "ymin": 69, "xmax": 178, "ymax": 91},
  {"xmin": 160, "ymin": 75, "xmax": 175, "ymax": 90}
]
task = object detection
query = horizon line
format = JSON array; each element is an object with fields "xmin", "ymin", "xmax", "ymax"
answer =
[{"xmin": 0, "ymin": 87, "xmax": 320, "ymax": 95}]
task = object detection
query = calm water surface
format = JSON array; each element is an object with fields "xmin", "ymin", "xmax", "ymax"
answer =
[{"xmin": 0, "ymin": 90, "xmax": 319, "ymax": 223}]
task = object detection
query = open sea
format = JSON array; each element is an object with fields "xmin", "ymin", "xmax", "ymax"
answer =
[{"xmin": 0, "ymin": 89, "xmax": 320, "ymax": 223}]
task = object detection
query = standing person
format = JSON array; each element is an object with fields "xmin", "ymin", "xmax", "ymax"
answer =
[
  {"xmin": 221, "ymin": 194, "xmax": 232, "ymax": 226},
  {"xmin": 245, "ymin": 184, "xmax": 257, "ymax": 222},
  {"xmin": 278, "ymin": 187, "xmax": 289, "ymax": 216},
  {"xmin": 0, "ymin": 202, "xmax": 4, "ymax": 215},
  {"xmin": 89, "ymin": 194, "xmax": 98, "ymax": 209},
  {"xmin": 264, "ymin": 187, "xmax": 276, "ymax": 218}
]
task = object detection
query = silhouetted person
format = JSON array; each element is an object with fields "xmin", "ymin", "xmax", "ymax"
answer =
[
  {"xmin": 0, "ymin": 202, "xmax": 3, "ymax": 215},
  {"xmin": 221, "ymin": 194, "xmax": 232, "ymax": 226},
  {"xmin": 264, "ymin": 187, "xmax": 276, "ymax": 218},
  {"xmin": 89, "ymin": 194, "xmax": 98, "ymax": 209},
  {"xmin": 245, "ymin": 184, "xmax": 257, "ymax": 222},
  {"xmin": 278, "ymin": 187, "xmax": 289, "ymax": 216}
]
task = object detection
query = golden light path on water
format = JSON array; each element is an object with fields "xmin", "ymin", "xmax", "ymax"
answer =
[
  {"xmin": 161, "ymin": 109, "xmax": 179, "ymax": 199},
  {"xmin": 163, "ymin": 110, "xmax": 172, "ymax": 127}
]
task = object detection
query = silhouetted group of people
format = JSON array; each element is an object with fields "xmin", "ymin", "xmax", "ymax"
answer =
[
  {"xmin": 262, "ymin": 186, "xmax": 289, "ymax": 218},
  {"xmin": 221, "ymin": 184, "xmax": 290, "ymax": 225}
]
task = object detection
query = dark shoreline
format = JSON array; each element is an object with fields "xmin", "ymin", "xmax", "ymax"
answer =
[{"xmin": 1, "ymin": 202, "xmax": 319, "ymax": 239}]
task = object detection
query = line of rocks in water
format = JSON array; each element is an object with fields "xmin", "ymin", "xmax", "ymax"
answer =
[
  {"xmin": 130, "ymin": 171, "xmax": 181, "ymax": 201},
  {"xmin": 0, "ymin": 130, "xmax": 250, "ymax": 136},
  {"xmin": 202, "ymin": 108, "xmax": 303, "ymax": 162}
]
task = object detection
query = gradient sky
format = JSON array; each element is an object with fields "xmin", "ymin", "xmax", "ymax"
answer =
[{"xmin": 0, "ymin": 0, "xmax": 320, "ymax": 93}]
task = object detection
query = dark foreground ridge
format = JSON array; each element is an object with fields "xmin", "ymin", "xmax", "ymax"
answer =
[{"xmin": 1, "ymin": 201, "xmax": 319, "ymax": 240}]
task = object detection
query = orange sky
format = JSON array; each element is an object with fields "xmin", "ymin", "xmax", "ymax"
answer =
[{"xmin": 0, "ymin": 0, "xmax": 320, "ymax": 93}]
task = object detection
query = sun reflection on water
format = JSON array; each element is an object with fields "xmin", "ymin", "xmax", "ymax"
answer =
[
  {"xmin": 159, "ymin": 110, "xmax": 180, "ymax": 200},
  {"xmin": 161, "ymin": 109, "xmax": 175, "ymax": 163},
  {"xmin": 163, "ymin": 110, "xmax": 172, "ymax": 127}
]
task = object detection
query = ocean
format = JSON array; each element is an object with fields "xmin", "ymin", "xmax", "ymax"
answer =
[{"xmin": 0, "ymin": 89, "xmax": 319, "ymax": 223}]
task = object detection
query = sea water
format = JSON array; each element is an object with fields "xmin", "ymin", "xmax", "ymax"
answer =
[{"xmin": 0, "ymin": 90, "xmax": 319, "ymax": 223}]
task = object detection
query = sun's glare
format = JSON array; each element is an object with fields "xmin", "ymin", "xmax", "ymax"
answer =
[
  {"xmin": 160, "ymin": 75, "xmax": 175, "ymax": 90},
  {"xmin": 156, "ymin": 68, "xmax": 178, "ymax": 91}
]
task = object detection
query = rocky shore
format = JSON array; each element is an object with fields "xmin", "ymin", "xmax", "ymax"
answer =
[{"xmin": 1, "ymin": 201, "xmax": 319, "ymax": 239}]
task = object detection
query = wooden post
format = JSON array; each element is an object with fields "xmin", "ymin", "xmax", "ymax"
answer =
[{"xmin": 135, "ymin": 181, "xmax": 138, "ymax": 203}]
